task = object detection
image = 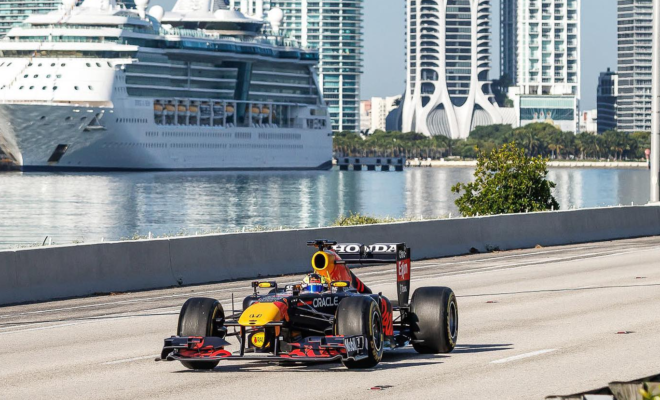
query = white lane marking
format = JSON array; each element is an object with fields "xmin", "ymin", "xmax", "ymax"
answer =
[
  {"xmin": 491, "ymin": 349, "xmax": 557, "ymax": 364},
  {"xmin": 0, "ymin": 285, "xmax": 253, "ymax": 320},
  {"xmin": 103, "ymin": 355, "xmax": 158, "ymax": 365},
  {"xmin": 0, "ymin": 244, "xmax": 600, "ymax": 319},
  {"xmin": 356, "ymin": 246, "xmax": 596, "ymax": 278},
  {"xmin": 366, "ymin": 247, "xmax": 659, "ymax": 289},
  {"xmin": 2, "ymin": 244, "xmax": 658, "ymax": 333}
]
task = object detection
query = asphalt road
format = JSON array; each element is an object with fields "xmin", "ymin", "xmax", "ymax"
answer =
[{"xmin": 1, "ymin": 237, "xmax": 660, "ymax": 399}]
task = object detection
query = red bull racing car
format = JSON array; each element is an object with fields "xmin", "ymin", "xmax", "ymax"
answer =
[{"xmin": 158, "ymin": 240, "xmax": 459, "ymax": 369}]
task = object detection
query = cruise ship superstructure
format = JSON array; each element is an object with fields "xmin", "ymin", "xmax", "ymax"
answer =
[{"xmin": 0, "ymin": 0, "xmax": 332, "ymax": 170}]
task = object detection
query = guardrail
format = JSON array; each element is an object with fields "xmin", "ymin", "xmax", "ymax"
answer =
[{"xmin": 1, "ymin": 205, "xmax": 659, "ymax": 306}]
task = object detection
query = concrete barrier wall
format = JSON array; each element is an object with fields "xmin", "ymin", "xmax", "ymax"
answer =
[{"xmin": 1, "ymin": 205, "xmax": 659, "ymax": 306}]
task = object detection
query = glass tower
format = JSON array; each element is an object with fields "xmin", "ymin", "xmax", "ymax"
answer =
[
  {"xmin": 0, "ymin": 1, "xmax": 136, "ymax": 38},
  {"xmin": 617, "ymin": 0, "xmax": 653, "ymax": 133},
  {"xmin": 514, "ymin": 0, "xmax": 580, "ymax": 98},
  {"xmin": 0, "ymin": 0, "xmax": 61, "ymax": 37},
  {"xmin": 268, "ymin": 0, "xmax": 364, "ymax": 132}
]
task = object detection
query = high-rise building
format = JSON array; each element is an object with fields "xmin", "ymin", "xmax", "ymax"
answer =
[
  {"xmin": 370, "ymin": 95, "xmax": 401, "ymax": 132},
  {"xmin": 267, "ymin": 0, "xmax": 364, "ymax": 132},
  {"xmin": 504, "ymin": 0, "xmax": 580, "ymax": 133},
  {"xmin": 0, "ymin": 0, "xmax": 135, "ymax": 38},
  {"xmin": 500, "ymin": 0, "xmax": 517, "ymax": 85},
  {"xmin": 0, "ymin": 1, "xmax": 60, "ymax": 37},
  {"xmin": 617, "ymin": 0, "xmax": 653, "ymax": 133},
  {"xmin": 401, "ymin": 0, "xmax": 503, "ymax": 139},
  {"xmin": 597, "ymin": 68, "xmax": 618, "ymax": 134}
]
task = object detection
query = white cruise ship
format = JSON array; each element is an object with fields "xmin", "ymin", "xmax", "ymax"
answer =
[{"xmin": 0, "ymin": 0, "xmax": 332, "ymax": 171}]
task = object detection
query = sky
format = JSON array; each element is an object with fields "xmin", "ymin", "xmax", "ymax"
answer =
[{"xmin": 154, "ymin": 0, "xmax": 617, "ymax": 111}]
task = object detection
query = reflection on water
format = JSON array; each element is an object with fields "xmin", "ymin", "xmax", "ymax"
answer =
[{"xmin": 0, "ymin": 167, "xmax": 651, "ymax": 248}]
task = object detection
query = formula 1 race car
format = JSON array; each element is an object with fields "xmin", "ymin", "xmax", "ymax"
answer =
[{"xmin": 158, "ymin": 240, "xmax": 458, "ymax": 369}]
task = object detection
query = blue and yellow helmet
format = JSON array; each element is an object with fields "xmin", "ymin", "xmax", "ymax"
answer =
[{"xmin": 302, "ymin": 273, "xmax": 329, "ymax": 293}]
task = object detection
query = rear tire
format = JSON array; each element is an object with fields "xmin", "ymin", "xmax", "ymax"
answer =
[
  {"xmin": 409, "ymin": 287, "xmax": 458, "ymax": 354},
  {"xmin": 177, "ymin": 297, "xmax": 224, "ymax": 370},
  {"xmin": 335, "ymin": 296, "xmax": 384, "ymax": 369}
]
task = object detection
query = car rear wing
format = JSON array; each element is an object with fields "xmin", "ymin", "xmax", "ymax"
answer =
[{"xmin": 307, "ymin": 240, "xmax": 412, "ymax": 306}]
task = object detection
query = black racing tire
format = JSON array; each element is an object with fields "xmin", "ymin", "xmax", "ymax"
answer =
[
  {"xmin": 177, "ymin": 297, "xmax": 225, "ymax": 370},
  {"xmin": 335, "ymin": 296, "xmax": 384, "ymax": 369},
  {"xmin": 409, "ymin": 287, "xmax": 458, "ymax": 354}
]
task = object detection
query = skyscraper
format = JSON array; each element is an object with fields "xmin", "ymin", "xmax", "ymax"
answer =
[
  {"xmin": 500, "ymin": 0, "xmax": 517, "ymax": 85},
  {"xmin": 597, "ymin": 68, "xmax": 618, "ymax": 134},
  {"xmin": 268, "ymin": 0, "xmax": 364, "ymax": 132},
  {"xmin": 617, "ymin": 0, "xmax": 653, "ymax": 133},
  {"xmin": 0, "ymin": 1, "xmax": 61, "ymax": 37},
  {"xmin": 401, "ymin": 0, "xmax": 503, "ymax": 139},
  {"xmin": 0, "ymin": 0, "xmax": 136, "ymax": 38},
  {"xmin": 503, "ymin": 0, "xmax": 580, "ymax": 133}
]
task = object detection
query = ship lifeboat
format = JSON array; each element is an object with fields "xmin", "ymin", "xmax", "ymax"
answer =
[
  {"xmin": 261, "ymin": 106, "xmax": 270, "ymax": 115},
  {"xmin": 251, "ymin": 106, "xmax": 261, "ymax": 115},
  {"xmin": 154, "ymin": 103, "xmax": 163, "ymax": 114},
  {"xmin": 225, "ymin": 105, "xmax": 235, "ymax": 115},
  {"xmin": 178, "ymin": 104, "xmax": 188, "ymax": 113},
  {"xmin": 165, "ymin": 104, "xmax": 175, "ymax": 114},
  {"xmin": 189, "ymin": 105, "xmax": 199, "ymax": 113}
]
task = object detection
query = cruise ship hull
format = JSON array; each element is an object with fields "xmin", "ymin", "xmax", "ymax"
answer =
[{"xmin": 0, "ymin": 103, "xmax": 333, "ymax": 171}]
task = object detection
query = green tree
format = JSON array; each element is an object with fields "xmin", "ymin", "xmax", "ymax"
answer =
[{"xmin": 451, "ymin": 143, "xmax": 560, "ymax": 217}]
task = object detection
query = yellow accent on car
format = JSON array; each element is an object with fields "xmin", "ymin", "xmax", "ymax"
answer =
[
  {"xmin": 251, "ymin": 332, "xmax": 266, "ymax": 347},
  {"xmin": 312, "ymin": 251, "xmax": 337, "ymax": 283},
  {"xmin": 332, "ymin": 281, "xmax": 348, "ymax": 288},
  {"xmin": 258, "ymin": 282, "xmax": 274, "ymax": 288},
  {"xmin": 238, "ymin": 303, "xmax": 282, "ymax": 326}
]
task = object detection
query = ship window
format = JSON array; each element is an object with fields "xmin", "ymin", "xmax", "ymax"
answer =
[
  {"xmin": 88, "ymin": 86, "xmax": 93, "ymax": 90},
  {"xmin": 65, "ymin": 117, "xmax": 72, "ymax": 121},
  {"xmin": 46, "ymin": 75, "xmax": 51, "ymax": 78},
  {"xmin": 42, "ymin": 86, "xmax": 47, "ymax": 90},
  {"xmin": 61, "ymin": 63, "xmax": 66, "ymax": 67},
  {"xmin": 86, "ymin": 63, "xmax": 91, "ymax": 67},
  {"xmin": 33, "ymin": 75, "xmax": 38, "ymax": 78},
  {"xmin": 107, "ymin": 62, "xmax": 112, "ymax": 67},
  {"xmin": 19, "ymin": 86, "xmax": 24, "ymax": 90},
  {"xmin": 74, "ymin": 86, "xmax": 79, "ymax": 90},
  {"xmin": 51, "ymin": 63, "xmax": 55, "ymax": 67},
  {"xmin": 0, "ymin": 63, "xmax": 4, "ymax": 67},
  {"xmin": 96, "ymin": 63, "xmax": 101, "ymax": 67},
  {"xmin": 23, "ymin": 75, "xmax": 28, "ymax": 78},
  {"xmin": 81, "ymin": 117, "xmax": 87, "ymax": 121},
  {"xmin": 7, "ymin": 63, "xmax": 12, "ymax": 67},
  {"xmin": 38, "ymin": 63, "xmax": 42, "ymax": 67},
  {"xmin": 40, "ymin": 116, "xmax": 45, "ymax": 120},
  {"xmin": 28, "ymin": 63, "xmax": 33, "ymax": 66},
  {"xmin": 57, "ymin": 75, "xmax": 62, "ymax": 78},
  {"xmin": 29, "ymin": 86, "xmax": 34, "ymax": 90}
]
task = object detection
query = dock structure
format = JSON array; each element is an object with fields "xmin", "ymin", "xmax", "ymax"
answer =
[{"xmin": 337, "ymin": 157, "xmax": 405, "ymax": 171}]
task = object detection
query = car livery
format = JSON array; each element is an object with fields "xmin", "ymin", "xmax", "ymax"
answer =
[{"xmin": 158, "ymin": 239, "xmax": 459, "ymax": 369}]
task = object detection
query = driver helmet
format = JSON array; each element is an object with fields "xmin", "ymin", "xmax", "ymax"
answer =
[{"xmin": 302, "ymin": 273, "xmax": 329, "ymax": 293}]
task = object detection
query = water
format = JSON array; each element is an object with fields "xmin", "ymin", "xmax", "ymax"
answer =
[{"xmin": 0, "ymin": 167, "xmax": 651, "ymax": 249}]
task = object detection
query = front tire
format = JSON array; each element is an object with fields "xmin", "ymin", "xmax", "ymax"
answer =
[
  {"xmin": 409, "ymin": 287, "xmax": 458, "ymax": 354},
  {"xmin": 335, "ymin": 296, "xmax": 384, "ymax": 369},
  {"xmin": 177, "ymin": 297, "xmax": 225, "ymax": 370}
]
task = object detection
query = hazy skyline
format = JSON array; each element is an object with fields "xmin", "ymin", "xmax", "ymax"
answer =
[{"xmin": 154, "ymin": 0, "xmax": 617, "ymax": 111}]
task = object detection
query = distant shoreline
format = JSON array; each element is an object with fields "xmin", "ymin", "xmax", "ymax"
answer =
[{"xmin": 405, "ymin": 160, "xmax": 650, "ymax": 169}]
